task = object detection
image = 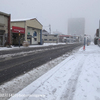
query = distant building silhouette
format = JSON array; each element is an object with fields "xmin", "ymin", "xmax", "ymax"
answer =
[{"xmin": 68, "ymin": 18, "xmax": 85, "ymax": 42}]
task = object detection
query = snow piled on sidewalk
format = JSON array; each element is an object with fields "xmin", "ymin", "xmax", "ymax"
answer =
[
  {"xmin": 9, "ymin": 43, "xmax": 100, "ymax": 100},
  {"xmin": 73, "ymin": 44, "xmax": 100, "ymax": 100}
]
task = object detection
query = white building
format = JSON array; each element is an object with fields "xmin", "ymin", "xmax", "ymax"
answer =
[
  {"xmin": 42, "ymin": 30, "xmax": 59, "ymax": 43},
  {"xmin": 11, "ymin": 18, "xmax": 43, "ymax": 45}
]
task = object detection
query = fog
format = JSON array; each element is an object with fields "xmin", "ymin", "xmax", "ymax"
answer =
[{"xmin": 0, "ymin": 0, "xmax": 100, "ymax": 38}]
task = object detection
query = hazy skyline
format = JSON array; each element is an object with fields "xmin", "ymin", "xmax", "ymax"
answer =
[
  {"xmin": 0, "ymin": 0, "xmax": 100, "ymax": 38},
  {"xmin": 68, "ymin": 18, "xmax": 85, "ymax": 37}
]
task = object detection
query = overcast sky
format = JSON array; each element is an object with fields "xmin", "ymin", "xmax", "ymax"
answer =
[{"xmin": 0, "ymin": 0, "xmax": 100, "ymax": 38}]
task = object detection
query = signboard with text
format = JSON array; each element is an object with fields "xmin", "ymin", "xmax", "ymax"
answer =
[{"xmin": 12, "ymin": 26, "xmax": 25, "ymax": 34}]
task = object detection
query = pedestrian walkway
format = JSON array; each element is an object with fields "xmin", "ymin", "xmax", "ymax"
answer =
[{"xmin": 9, "ymin": 43, "xmax": 100, "ymax": 100}]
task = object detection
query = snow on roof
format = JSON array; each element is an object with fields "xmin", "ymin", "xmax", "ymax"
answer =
[
  {"xmin": 11, "ymin": 18, "xmax": 43, "ymax": 26},
  {"xmin": 0, "ymin": 11, "xmax": 10, "ymax": 16},
  {"xmin": 11, "ymin": 18, "xmax": 36, "ymax": 22}
]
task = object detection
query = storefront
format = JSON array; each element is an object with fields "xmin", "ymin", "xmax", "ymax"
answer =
[
  {"xmin": 0, "ymin": 12, "xmax": 11, "ymax": 47},
  {"xmin": 11, "ymin": 18, "xmax": 43, "ymax": 45},
  {"xmin": 12, "ymin": 26, "xmax": 25, "ymax": 46}
]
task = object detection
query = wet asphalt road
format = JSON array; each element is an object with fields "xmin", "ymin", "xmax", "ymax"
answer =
[{"xmin": 0, "ymin": 43, "xmax": 82, "ymax": 84}]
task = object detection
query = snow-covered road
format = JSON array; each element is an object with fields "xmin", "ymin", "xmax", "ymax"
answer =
[
  {"xmin": 0, "ymin": 43, "xmax": 66, "ymax": 59},
  {"xmin": 9, "ymin": 43, "xmax": 100, "ymax": 100}
]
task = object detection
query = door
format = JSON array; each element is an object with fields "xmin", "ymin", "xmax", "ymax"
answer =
[
  {"xmin": 0, "ymin": 35, "xmax": 3, "ymax": 46},
  {"xmin": 27, "ymin": 38, "xmax": 31, "ymax": 44}
]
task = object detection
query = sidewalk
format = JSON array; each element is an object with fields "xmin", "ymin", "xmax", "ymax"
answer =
[{"xmin": 9, "ymin": 43, "xmax": 100, "ymax": 100}]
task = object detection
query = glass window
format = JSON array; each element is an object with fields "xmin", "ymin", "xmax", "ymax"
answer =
[
  {"xmin": 49, "ymin": 39, "xmax": 52, "ymax": 41},
  {"xmin": 44, "ymin": 39, "xmax": 47, "ymax": 41},
  {"xmin": 34, "ymin": 38, "xmax": 37, "ymax": 41},
  {"xmin": 34, "ymin": 31, "xmax": 37, "ymax": 36},
  {"xmin": 53, "ymin": 39, "xmax": 56, "ymax": 41},
  {"xmin": 54, "ymin": 35, "xmax": 57, "ymax": 37}
]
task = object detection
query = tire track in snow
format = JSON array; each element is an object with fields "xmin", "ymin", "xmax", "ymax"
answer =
[{"xmin": 59, "ymin": 56, "xmax": 86, "ymax": 100}]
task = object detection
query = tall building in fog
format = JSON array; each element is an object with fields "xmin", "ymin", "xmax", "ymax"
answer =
[{"xmin": 68, "ymin": 18, "xmax": 85, "ymax": 41}]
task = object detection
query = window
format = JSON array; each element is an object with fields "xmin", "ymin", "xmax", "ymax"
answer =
[
  {"xmin": 44, "ymin": 39, "xmax": 47, "ymax": 41},
  {"xmin": 44, "ymin": 35, "xmax": 47, "ymax": 36},
  {"xmin": 49, "ymin": 39, "xmax": 52, "ymax": 41},
  {"xmin": 34, "ymin": 38, "xmax": 37, "ymax": 41},
  {"xmin": 34, "ymin": 31, "xmax": 37, "ymax": 36},
  {"xmin": 53, "ymin": 39, "xmax": 56, "ymax": 41},
  {"xmin": 54, "ymin": 35, "xmax": 57, "ymax": 37}
]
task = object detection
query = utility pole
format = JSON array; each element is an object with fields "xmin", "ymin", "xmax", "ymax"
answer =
[{"xmin": 49, "ymin": 24, "xmax": 51, "ymax": 34}]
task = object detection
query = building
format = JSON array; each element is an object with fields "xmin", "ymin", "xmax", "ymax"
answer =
[
  {"xmin": 99, "ymin": 20, "xmax": 100, "ymax": 37},
  {"xmin": 0, "ymin": 11, "xmax": 11, "ymax": 47},
  {"xmin": 11, "ymin": 26, "xmax": 25, "ymax": 46},
  {"xmin": 68, "ymin": 18, "xmax": 85, "ymax": 42},
  {"xmin": 59, "ymin": 35, "xmax": 73, "ymax": 43},
  {"xmin": 42, "ymin": 30, "xmax": 58, "ymax": 43},
  {"xmin": 59, "ymin": 35, "xmax": 80, "ymax": 43},
  {"xmin": 11, "ymin": 18, "xmax": 43, "ymax": 45},
  {"xmin": 94, "ymin": 29, "xmax": 99, "ymax": 45},
  {"xmin": 42, "ymin": 29, "xmax": 49, "ymax": 34},
  {"xmin": 98, "ymin": 21, "xmax": 100, "ymax": 46}
]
